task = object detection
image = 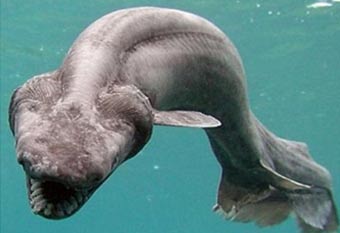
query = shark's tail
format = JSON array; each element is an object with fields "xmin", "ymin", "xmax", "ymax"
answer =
[
  {"xmin": 209, "ymin": 115, "xmax": 338, "ymax": 232},
  {"xmin": 213, "ymin": 172, "xmax": 338, "ymax": 232}
]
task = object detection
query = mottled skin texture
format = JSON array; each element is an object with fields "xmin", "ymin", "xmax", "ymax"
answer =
[{"xmin": 9, "ymin": 7, "xmax": 338, "ymax": 232}]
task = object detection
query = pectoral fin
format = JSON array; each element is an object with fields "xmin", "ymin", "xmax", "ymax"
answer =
[{"xmin": 153, "ymin": 110, "xmax": 221, "ymax": 128}]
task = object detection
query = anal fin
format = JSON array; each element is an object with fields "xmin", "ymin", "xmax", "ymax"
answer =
[{"xmin": 214, "ymin": 172, "xmax": 292, "ymax": 226}]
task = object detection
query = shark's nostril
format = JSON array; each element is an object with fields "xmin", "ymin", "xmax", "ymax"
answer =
[
  {"xmin": 20, "ymin": 160, "xmax": 31, "ymax": 173},
  {"xmin": 89, "ymin": 173, "xmax": 103, "ymax": 184},
  {"xmin": 82, "ymin": 166, "xmax": 106, "ymax": 186},
  {"xmin": 93, "ymin": 177, "xmax": 101, "ymax": 183},
  {"xmin": 18, "ymin": 152, "xmax": 33, "ymax": 173},
  {"xmin": 17, "ymin": 156, "xmax": 25, "ymax": 165},
  {"xmin": 18, "ymin": 152, "xmax": 30, "ymax": 165}
]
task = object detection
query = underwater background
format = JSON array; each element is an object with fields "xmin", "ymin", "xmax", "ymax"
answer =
[{"xmin": 1, "ymin": 0, "xmax": 339, "ymax": 232}]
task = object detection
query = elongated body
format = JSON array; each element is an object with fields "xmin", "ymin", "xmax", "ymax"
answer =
[{"xmin": 9, "ymin": 7, "xmax": 338, "ymax": 232}]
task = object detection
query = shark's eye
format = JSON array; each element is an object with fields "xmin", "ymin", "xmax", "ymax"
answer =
[
  {"xmin": 35, "ymin": 137, "xmax": 49, "ymax": 145},
  {"xmin": 27, "ymin": 101, "xmax": 40, "ymax": 112}
]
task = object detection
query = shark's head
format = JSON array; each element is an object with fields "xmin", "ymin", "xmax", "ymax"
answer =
[
  {"xmin": 9, "ymin": 72, "xmax": 153, "ymax": 219},
  {"xmin": 9, "ymin": 70, "xmax": 221, "ymax": 220}
]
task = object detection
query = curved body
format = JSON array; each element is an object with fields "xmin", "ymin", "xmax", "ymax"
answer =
[{"xmin": 9, "ymin": 7, "xmax": 337, "ymax": 232}]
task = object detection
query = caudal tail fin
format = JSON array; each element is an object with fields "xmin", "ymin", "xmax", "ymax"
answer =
[
  {"xmin": 288, "ymin": 187, "xmax": 338, "ymax": 232},
  {"xmin": 214, "ymin": 173, "xmax": 339, "ymax": 232}
]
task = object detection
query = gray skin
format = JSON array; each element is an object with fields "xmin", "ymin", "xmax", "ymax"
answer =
[{"xmin": 9, "ymin": 7, "xmax": 338, "ymax": 232}]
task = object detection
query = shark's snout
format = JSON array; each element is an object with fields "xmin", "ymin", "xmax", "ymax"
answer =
[{"xmin": 18, "ymin": 151, "xmax": 106, "ymax": 189}]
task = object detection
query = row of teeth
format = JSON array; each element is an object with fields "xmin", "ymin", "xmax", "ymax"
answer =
[
  {"xmin": 29, "ymin": 178, "xmax": 88, "ymax": 217},
  {"xmin": 213, "ymin": 204, "xmax": 238, "ymax": 220}
]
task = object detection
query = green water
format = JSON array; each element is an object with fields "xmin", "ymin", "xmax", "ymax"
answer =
[{"xmin": 1, "ymin": 1, "xmax": 339, "ymax": 232}]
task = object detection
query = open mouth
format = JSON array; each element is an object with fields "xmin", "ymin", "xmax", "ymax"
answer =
[{"xmin": 27, "ymin": 177, "xmax": 91, "ymax": 219}]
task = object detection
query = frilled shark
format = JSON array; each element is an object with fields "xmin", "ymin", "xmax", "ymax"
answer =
[{"xmin": 9, "ymin": 7, "xmax": 338, "ymax": 233}]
